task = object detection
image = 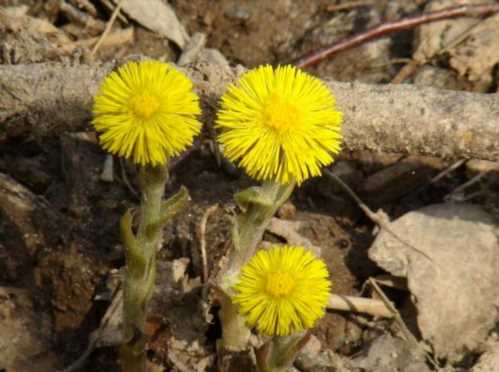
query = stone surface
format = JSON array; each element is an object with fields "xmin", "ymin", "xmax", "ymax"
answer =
[{"xmin": 369, "ymin": 203, "xmax": 499, "ymax": 360}]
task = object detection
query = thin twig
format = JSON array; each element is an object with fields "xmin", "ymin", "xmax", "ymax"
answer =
[
  {"xmin": 58, "ymin": 284, "xmax": 123, "ymax": 372},
  {"xmin": 91, "ymin": 0, "xmax": 126, "ymax": 56},
  {"xmin": 368, "ymin": 278, "xmax": 440, "ymax": 369},
  {"xmin": 119, "ymin": 157, "xmax": 139, "ymax": 198},
  {"xmin": 444, "ymin": 171, "xmax": 489, "ymax": 201},
  {"xmin": 327, "ymin": 293, "xmax": 393, "ymax": 318},
  {"xmin": 325, "ymin": 0, "xmax": 373, "ymax": 13},
  {"xmin": 60, "ymin": 1, "xmax": 105, "ymax": 34},
  {"xmin": 366, "ymin": 57, "xmax": 413, "ymax": 70},
  {"xmin": 168, "ymin": 145, "xmax": 197, "ymax": 172},
  {"xmin": 61, "ymin": 27, "xmax": 133, "ymax": 53},
  {"xmin": 390, "ymin": 60, "xmax": 421, "ymax": 84},
  {"xmin": 199, "ymin": 204, "xmax": 218, "ymax": 283},
  {"xmin": 70, "ymin": 0, "xmax": 98, "ymax": 17},
  {"xmin": 295, "ymin": 4, "xmax": 499, "ymax": 68},
  {"xmin": 368, "ymin": 278, "xmax": 416, "ymax": 344},
  {"xmin": 404, "ymin": 159, "xmax": 466, "ymax": 199},
  {"xmin": 100, "ymin": 0, "xmax": 128, "ymax": 24},
  {"xmin": 324, "ymin": 170, "xmax": 432, "ymax": 262},
  {"xmin": 428, "ymin": 159, "xmax": 466, "ymax": 185}
]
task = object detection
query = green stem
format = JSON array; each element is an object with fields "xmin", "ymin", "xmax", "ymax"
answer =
[
  {"xmin": 256, "ymin": 332, "xmax": 311, "ymax": 372},
  {"xmin": 231, "ymin": 181, "xmax": 295, "ymax": 274},
  {"xmin": 219, "ymin": 181, "xmax": 295, "ymax": 350},
  {"xmin": 120, "ymin": 165, "xmax": 168, "ymax": 372}
]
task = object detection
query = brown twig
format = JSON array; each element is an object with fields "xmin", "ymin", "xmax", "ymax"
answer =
[
  {"xmin": 60, "ymin": 0, "xmax": 105, "ymax": 34},
  {"xmin": 325, "ymin": 0, "xmax": 373, "ymax": 13},
  {"xmin": 368, "ymin": 278, "xmax": 416, "ymax": 344},
  {"xmin": 390, "ymin": 60, "xmax": 421, "ymax": 84},
  {"xmin": 368, "ymin": 278, "xmax": 440, "ymax": 369},
  {"xmin": 444, "ymin": 171, "xmax": 489, "ymax": 201},
  {"xmin": 402, "ymin": 159, "xmax": 466, "ymax": 200},
  {"xmin": 428, "ymin": 159, "xmax": 466, "ymax": 185},
  {"xmin": 295, "ymin": 4, "xmax": 499, "ymax": 68},
  {"xmin": 58, "ymin": 283, "xmax": 123, "ymax": 372},
  {"xmin": 119, "ymin": 157, "xmax": 139, "ymax": 198},
  {"xmin": 69, "ymin": 0, "xmax": 98, "ymax": 17},
  {"xmin": 91, "ymin": 0, "xmax": 126, "ymax": 56},
  {"xmin": 100, "ymin": 0, "xmax": 128, "ymax": 24},
  {"xmin": 168, "ymin": 145, "xmax": 197, "ymax": 172},
  {"xmin": 3, "ymin": 63, "xmax": 499, "ymax": 161},
  {"xmin": 61, "ymin": 27, "xmax": 133, "ymax": 53},
  {"xmin": 327, "ymin": 294, "xmax": 393, "ymax": 318},
  {"xmin": 199, "ymin": 204, "xmax": 218, "ymax": 283}
]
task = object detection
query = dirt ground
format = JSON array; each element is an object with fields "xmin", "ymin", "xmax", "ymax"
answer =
[{"xmin": 1, "ymin": 1, "xmax": 499, "ymax": 371}]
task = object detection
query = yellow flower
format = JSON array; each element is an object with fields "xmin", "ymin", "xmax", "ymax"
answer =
[
  {"xmin": 92, "ymin": 60, "xmax": 201, "ymax": 166},
  {"xmin": 232, "ymin": 245, "xmax": 331, "ymax": 336},
  {"xmin": 216, "ymin": 65, "xmax": 342, "ymax": 185}
]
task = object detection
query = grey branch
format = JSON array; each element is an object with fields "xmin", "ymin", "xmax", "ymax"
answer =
[{"xmin": 1, "ymin": 62, "xmax": 498, "ymax": 161}]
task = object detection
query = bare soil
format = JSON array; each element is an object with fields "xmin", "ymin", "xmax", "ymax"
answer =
[{"xmin": 1, "ymin": 1, "xmax": 498, "ymax": 371}]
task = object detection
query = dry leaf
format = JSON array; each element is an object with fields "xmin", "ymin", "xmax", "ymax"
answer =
[
  {"xmin": 447, "ymin": 13, "xmax": 499, "ymax": 89},
  {"xmin": 114, "ymin": 0, "xmax": 189, "ymax": 48},
  {"xmin": 413, "ymin": 0, "xmax": 492, "ymax": 61}
]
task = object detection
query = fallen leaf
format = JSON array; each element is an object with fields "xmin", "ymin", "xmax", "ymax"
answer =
[
  {"xmin": 447, "ymin": 13, "xmax": 499, "ymax": 89},
  {"xmin": 413, "ymin": 0, "xmax": 489, "ymax": 62},
  {"xmin": 114, "ymin": 0, "xmax": 189, "ymax": 48}
]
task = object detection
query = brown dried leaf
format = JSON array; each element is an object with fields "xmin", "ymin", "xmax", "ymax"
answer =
[
  {"xmin": 113, "ymin": 0, "xmax": 189, "ymax": 48},
  {"xmin": 447, "ymin": 13, "xmax": 499, "ymax": 89},
  {"xmin": 412, "ymin": 0, "xmax": 491, "ymax": 61}
]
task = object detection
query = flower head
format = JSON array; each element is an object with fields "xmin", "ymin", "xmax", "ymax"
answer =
[
  {"xmin": 92, "ymin": 60, "xmax": 201, "ymax": 166},
  {"xmin": 216, "ymin": 65, "xmax": 342, "ymax": 185},
  {"xmin": 232, "ymin": 245, "xmax": 331, "ymax": 336}
]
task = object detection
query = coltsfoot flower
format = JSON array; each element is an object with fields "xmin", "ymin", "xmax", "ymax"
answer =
[
  {"xmin": 232, "ymin": 245, "xmax": 331, "ymax": 336},
  {"xmin": 92, "ymin": 60, "xmax": 201, "ymax": 166},
  {"xmin": 216, "ymin": 65, "xmax": 342, "ymax": 185}
]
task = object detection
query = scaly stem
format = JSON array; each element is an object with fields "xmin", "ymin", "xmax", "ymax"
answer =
[
  {"xmin": 218, "ymin": 181, "xmax": 295, "ymax": 350},
  {"xmin": 256, "ymin": 332, "xmax": 311, "ymax": 372},
  {"xmin": 120, "ymin": 165, "xmax": 168, "ymax": 372}
]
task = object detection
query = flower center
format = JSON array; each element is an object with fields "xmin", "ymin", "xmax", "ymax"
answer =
[
  {"xmin": 263, "ymin": 93, "xmax": 300, "ymax": 134},
  {"xmin": 130, "ymin": 94, "xmax": 160, "ymax": 119},
  {"xmin": 266, "ymin": 271, "xmax": 295, "ymax": 297}
]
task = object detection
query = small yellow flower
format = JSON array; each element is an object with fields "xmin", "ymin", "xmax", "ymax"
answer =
[
  {"xmin": 233, "ymin": 245, "xmax": 331, "ymax": 336},
  {"xmin": 216, "ymin": 65, "xmax": 342, "ymax": 185},
  {"xmin": 92, "ymin": 60, "xmax": 201, "ymax": 166}
]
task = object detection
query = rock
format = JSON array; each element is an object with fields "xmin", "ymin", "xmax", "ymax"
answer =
[
  {"xmin": 0, "ymin": 287, "xmax": 57, "ymax": 372},
  {"xmin": 167, "ymin": 337, "xmax": 214, "ymax": 372},
  {"xmin": 472, "ymin": 341, "xmax": 499, "ymax": 372},
  {"xmin": 35, "ymin": 244, "xmax": 103, "ymax": 332},
  {"xmin": 296, "ymin": 347, "xmax": 354, "ymax": 372},
  {"xmin": 351, "ymin": 334, "xmax": 429, "ymax": 372},
  {"xmin": 369, "ymin": 203, "xmax": 499, "ymax": 360},
  {"xmin": 300, "ymin": 334, "xmax": 322, "ymax": 360}
]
